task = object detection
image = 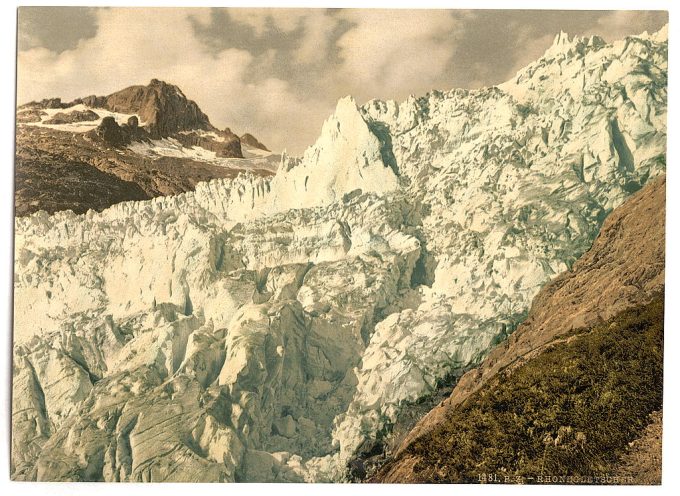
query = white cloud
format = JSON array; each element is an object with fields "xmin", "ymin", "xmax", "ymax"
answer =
[
  {"xmin": 17, "ymin": 8, "xmax": 326, "ymax": 154},
  {"xmin": 18, "ymin": 8, "xmax": 463, "ymax": 154},
  {"xmin": 334, "ymin": 10, "xmax": 459, "ymax": 100},
  {"xmin": 294, "ymin": 10, "xmax": 340, "ymax": 65},
  {"xmin": 228, "ymin": 8, "xmax": 303, "ymax": 36},
  {"xmin": 595, "ymin": 11, "xmax": 666, "ymax": 42},
  {"xmin": 17, "ymin": 8, "xmax": 667, "ymax": 155}
]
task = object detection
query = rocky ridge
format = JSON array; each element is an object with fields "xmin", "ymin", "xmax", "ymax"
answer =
[
  {"xmin": 18, "ymin": 79, "xmax": 258, "ymax": 154},
  {"xmin": 12, "ymin": 27, "xmax": 667, "ymax": 481},
  {"xmin": 15, "ymin": 80, "xmax": 275, "ymax": 216},
  {"xmin": 241, "ymin": 133, "xmax": 269, "ymax": 151}
]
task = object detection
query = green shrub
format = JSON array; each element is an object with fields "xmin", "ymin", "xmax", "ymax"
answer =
[{"xmin": 407, "ymin": 296, "xmax": 664, "ymax": 483}]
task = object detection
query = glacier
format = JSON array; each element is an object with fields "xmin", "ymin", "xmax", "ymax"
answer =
[{"xmin": 12, "ymin": 27, "xmax": 667, "ymax": 482}]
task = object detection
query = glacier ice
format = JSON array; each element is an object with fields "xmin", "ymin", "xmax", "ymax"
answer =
[{"xmin": 12, "ymin": 27, "xmax": 667, "ymax": 481}]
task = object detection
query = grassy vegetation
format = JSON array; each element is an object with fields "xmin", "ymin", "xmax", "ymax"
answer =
[{"xmin": 407, "ymin": 296, "xmax": 664, "ymax": 483}]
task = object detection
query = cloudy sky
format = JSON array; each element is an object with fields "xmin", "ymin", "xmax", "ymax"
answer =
[{"xmin": 17, "ymin": 8, "xmax": 667, "ymax": 154}]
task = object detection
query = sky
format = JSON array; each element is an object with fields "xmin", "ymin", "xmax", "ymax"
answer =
[{"xmin": 17, "ymin": 8, "xmax": 668, "ymax": 155}]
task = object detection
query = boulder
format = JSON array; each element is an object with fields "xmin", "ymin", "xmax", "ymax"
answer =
[{"xmin": 95, "ymin": 116, "xmax": 129, "ymax": 147}]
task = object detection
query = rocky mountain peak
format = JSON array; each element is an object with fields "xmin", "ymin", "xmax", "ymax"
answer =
[
  {"xmin": 18, "ymin": 79, "xmax": 271, "ymax": 154},
  {"xmin": 104, "ymin": 79, "xmax": 212, "ymax": 138},
  {"xmin": 241, "ymin": 133, "xmax": 269, "ymax": 151}
]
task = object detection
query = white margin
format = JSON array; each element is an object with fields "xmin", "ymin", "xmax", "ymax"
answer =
[{"xmin": 1, "ymin": 2, "xmax": 677, "ymax": 496}]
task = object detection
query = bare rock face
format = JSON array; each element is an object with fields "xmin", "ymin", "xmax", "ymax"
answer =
[
  {"xmin": 79, "ymin": 95, "xmax": 107, "ymax": 108},
  {"xmin": 16, "ymin": 109, "xmax": 47, "ymax": 123},
  {"xmin": 614, "ymin": 410, "xmax": 663, "ymax": 484},
  {"xmin": 374, "ymin": 175, "xmax": 666, "ymax": 483},
  {"xmin": 44, "ymin": 110, "xmax": 99, "ymax": 125},
  {"xmin": 19, "ymin": 97, "xmax": 65, "ymax": 109},
  {"xmin": 14, "ymin": 79, "xmax": 280, "ymax": 215},
  {"xmin": 173, "ymin": 127, "xmax": 244, "ymax": 159},
  {"xmin": 241, "ymin": 133, "xmax": 269, "ymax": 151},
  {"xmin": 13, "ymin": 150, "xmax": 151, "ymax": 216},
  {"xmin": 13, "ymin": 123, "xmax": 276, "ymax": 216},
  {"xmin": 218, "ymin": 128, "xmax": 243, "ymax": 158},
  {"xmin": 20, "ymin": 79, "xmax": 215, "ymax": 140},
  {"xmin": 104, "ymin": 79, "xmax": 212, "ymax": 138},
  {"xmin": 94, "ymin": 116, "xmax": 131, "ymax": 147}
]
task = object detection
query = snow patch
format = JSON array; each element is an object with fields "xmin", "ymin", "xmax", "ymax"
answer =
[
  {"xmin": 128, "ymin": 139, "xmax": 281, "ymax": 173},
  {"xmin": 21, "ymin": 103, "xmax": 143, "ymax": 132}
]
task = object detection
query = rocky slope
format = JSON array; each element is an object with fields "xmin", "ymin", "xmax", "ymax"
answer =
[
  {"xmin": 615, "ymin": 411, "xmax": 663, "ymax": 484},
  {"xmin": 373, "ymin": 174, "xmax": 665, "ymax": 482},
  {"xmin": 374, "ymin": 295, "xmax": 663, "ymax": 483},
  {"xmin": 12, "ymin": 27, "xmax": 667, "ymax": 482},
  {"xmin": 15, "ymin": 80, "xmax": 275, "ymax": 216}
]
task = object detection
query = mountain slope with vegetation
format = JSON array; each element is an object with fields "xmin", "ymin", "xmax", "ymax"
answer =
[{"xmin": 373, "ymin": 175, "xmax": 665, "ymax": 484}]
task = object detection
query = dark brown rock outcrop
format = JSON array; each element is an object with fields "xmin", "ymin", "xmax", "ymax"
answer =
[
  {"xmin": 19, "ymin": 97, "xmax": 65, "ymax": 110},
  {"xmin": 14, "ymin": 125, "xmax": 275, "ymax": 216},
  {"xmin": 90, "ymin": 114, "xmax": 152, "ymax": 148},
  {"xmin": 43, "ymin": 110, "xmax": 99, "ymax": 125},
  {"xmin": 19, "ymin": 80, "xmax": 214, "ymax": 139},
  {"xmin": 373, "ymin": 175, "xmax": 666, "ymax": 483},
  {"xmin": 94, "ymin": 116, "xmax": 130, "ymax": 147},
  {"xmin": 78, "ymin": 95, "xmax": 107, "ymax": 108},
  {"xmin": 16, "ymin": 109, "xmax": 47, "ymax": 123},
  {"xmin": 172, "ymin": 128, "xmax": 243, "ymax": 158},
  {"xmin": 16, "ymin": 80, "xmax": 266, "ymax": 156},
  {"xmin": 103, "ymin": 79, "xmax": 212, "ymax": 138},
  {"xmin": 14, "ymin": 152, "xmax": 150, "ymax": 216},
  {"xmin": 218, "ymin": 128, "xmax": 243, "ymax": 157}
]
